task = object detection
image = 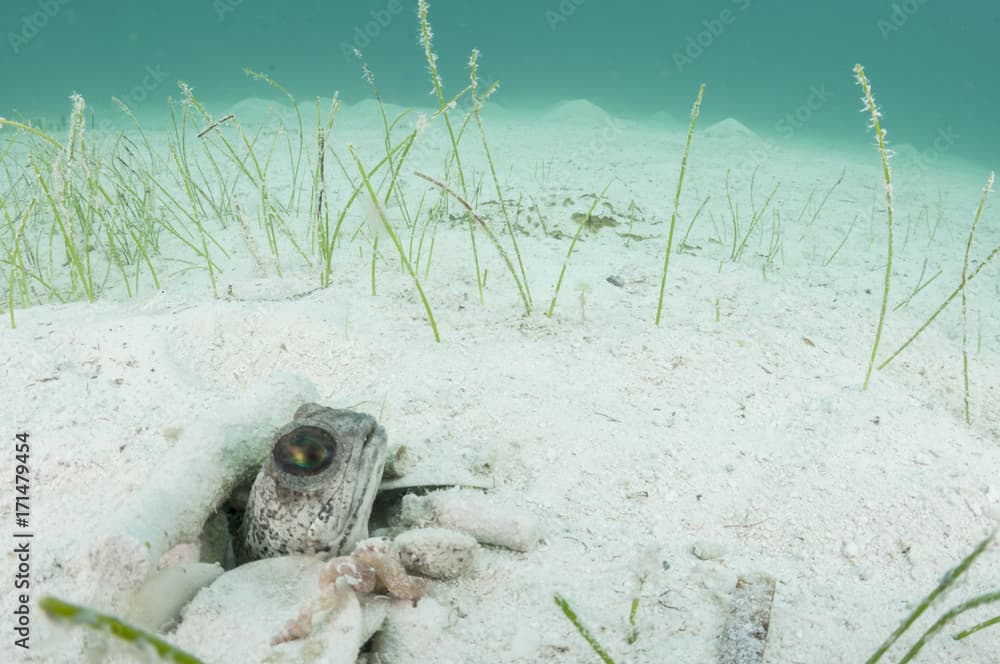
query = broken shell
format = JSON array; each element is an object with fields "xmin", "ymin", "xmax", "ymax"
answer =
[
  {"xmin": 395, "ymin": 527, "xmax": 478, "ymax": 579},
  {"xmin": 398, "ymin": 489, "xmax": 540, "ymax": 552}
]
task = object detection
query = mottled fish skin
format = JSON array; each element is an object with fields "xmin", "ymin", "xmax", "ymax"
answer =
[{"xmin": 240, "ymin": 404, "xmax": 387, "ymax": 562}]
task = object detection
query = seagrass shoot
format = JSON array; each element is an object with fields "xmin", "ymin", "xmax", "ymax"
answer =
[
  {"xmin": 851, "ymin": 64, "xmax": 999, "ymax": 419},
  {"xmin": 853, "ymin": 63, "xmax": 894, "ymax": 391},
  {"xmin": 655, "ymin": 82, "xmax": 705, "ymax": 326},
  {"xmin": 1, "ymin": 0, "xmax": 535, "ymax": 338}
]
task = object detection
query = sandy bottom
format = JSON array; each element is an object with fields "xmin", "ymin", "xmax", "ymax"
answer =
[{"xmin": 3, "ymin": 97, "xmax": 1000, "ymax": 663}]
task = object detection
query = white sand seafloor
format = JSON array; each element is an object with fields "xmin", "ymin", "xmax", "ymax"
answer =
[{"xmin": 3, "ymin": 96, "xmax": 1000, "ymax": 663}]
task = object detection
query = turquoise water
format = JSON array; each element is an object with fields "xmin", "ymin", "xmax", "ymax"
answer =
[{"xmin": 1, "ymin": 0, "xmax": 997, "ymax": 167}]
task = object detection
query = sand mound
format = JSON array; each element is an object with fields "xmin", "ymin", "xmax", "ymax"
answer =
[
  {"xmin": 343, "ymin": 98, "xmax": 409, "ymax": 121},
  {"xmin": 543, "ymin": 99, "xmax": 616, "ymax": 128},
  {"xmin": 702, "ymin": 117, "xmax": 759, "ymax": 140},
  {"xmin": 647, "ymin": 109, "xmax": 681, "ymax": 128},
  {"xmin": 227, "ymin": 97, "xmax": 298, "ymax": 127}
]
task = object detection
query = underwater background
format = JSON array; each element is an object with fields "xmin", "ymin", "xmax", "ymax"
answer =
[{"xmin": 1, "ymin": 0, "xmax": 997, "ymax": 168}]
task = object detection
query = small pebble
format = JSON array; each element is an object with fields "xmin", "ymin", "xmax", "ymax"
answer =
[
  {"xmin": 382, "ymin": 445, "xmax": 413, "ymax": 480},
  {"xmin": 606, "ymin": 275, "xmax": 625, "ymax": 288}
]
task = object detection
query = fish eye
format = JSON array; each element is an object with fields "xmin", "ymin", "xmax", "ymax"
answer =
[{"xmin": 274, "ymin": 426, "xmax": 335, "ymax": 476}]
